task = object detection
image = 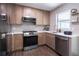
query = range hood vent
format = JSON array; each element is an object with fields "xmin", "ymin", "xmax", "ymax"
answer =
[{"xmin": 22, "ymin": 16, "xmax": 36, "ymax": 25}]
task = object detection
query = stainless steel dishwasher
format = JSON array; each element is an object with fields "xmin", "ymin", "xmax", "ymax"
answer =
[{"xmin": 55, "ymin": 35, "xmax": 69, "ymax": 56}]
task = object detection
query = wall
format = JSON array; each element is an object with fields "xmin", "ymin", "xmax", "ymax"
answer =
[
  {"xmin": 50, "ymin": 3, "xmax": 79, "ymax": 56},
  {"xmin": 0, "ymin": 20, "xmax": 43, "ymax": 33},
  {"xmin": 50, "ymin": 3, "xmax": 79, "ymax": 35},
  {"xmin": 11, "ymin": 23, "xmax": 45, "ymax": 32},
  {"xmin": 0, "ymin": 21, "xmax": 11, "ymax": 33}
]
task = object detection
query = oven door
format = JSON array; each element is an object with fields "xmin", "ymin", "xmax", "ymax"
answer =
[{"xmin": 23, "ymin": 36, "xmax": 38, "ymax": 47}]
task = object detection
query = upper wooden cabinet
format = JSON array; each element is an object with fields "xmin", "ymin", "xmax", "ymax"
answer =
[
  {"xmin": 35, "ymin": 10, "xmax": 43, "ymax": 25},
  {"xmin": 15, "ymin": 5, "xmax": 23, "ymax": 24},
  {"xmin": 0, "ymin": 4, "xmax": 50, "ymax": 25},
  {"xmin": 43, "ymin": 11, "xmax": 50, "ymax": 25},
  {"xmin": 6, "ymin": 4, "xmax": 23, "ymax": 24},
  {"xmin": 23, "ymin": 7, "xmax": 36, "ymax": 18},
  {"xmin": 23, "ymin": 7, "xmax": 50, "ymax": 25},
  {"xmin": 6, "ymin": 4, "xmax": 15, "ymax": 24},
  {"xmin": 35, "ymin": 9, "xmax": 50, "ymax": 25}
]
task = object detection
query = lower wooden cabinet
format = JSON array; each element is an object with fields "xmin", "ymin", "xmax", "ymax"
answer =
[
  {"xmin": 38, "ymin": 32, "xmax": 55, "ymax": 49},
  {"xmin": 46, "ymin": 33, "xmax": 55, "ymax": 49},
  {"xmin": 7, "ymin": 32, "xmax": 55, "ymax": 52},
  {"xmin": 7, "ymin": 35, "xmax": 12, "ymax": 52},
  {"xmin": 12, "ymin": 34, "xmax": 23, "ymax": 51},
  {"xmin": 38, "ymin": 33, "xmax": 46, "ymax": 45},
  {"xmin": 7, "ymin": 34, "xmax": 23, "ymax": 52}
]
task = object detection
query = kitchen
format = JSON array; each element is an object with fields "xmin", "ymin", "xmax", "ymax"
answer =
[{"xmin": 0, "ymin": 3, "xmax": 79, "ymax": 56}]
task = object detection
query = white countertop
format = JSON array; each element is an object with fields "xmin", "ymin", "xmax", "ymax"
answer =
[
  {"xmin": 7, "ymin": 32, "xmax": 23, "ymax": 35},
  {"xmin": 53, "ymin": 33, "xmax": 79, "ymax": 38},
  {"xmin": 38, "ymin": 31, "xmax": 79, "ymax": 37},
  {"xmin": 6, "ymin": 31, "xmax": 79, "ymax": 38},
  {"xmin": 7, "ymin": 31, "xmax": 52, "ymax": 35}
]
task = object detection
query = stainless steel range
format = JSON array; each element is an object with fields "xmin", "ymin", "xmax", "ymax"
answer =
[{"xmin": 23, "ymin": 31, "xmax": 38, "ymax": 50}]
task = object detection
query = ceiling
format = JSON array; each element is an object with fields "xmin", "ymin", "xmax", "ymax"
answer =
[{"xmin": 17, "ymin": 3, "xmax": 63, "ymax": 11}]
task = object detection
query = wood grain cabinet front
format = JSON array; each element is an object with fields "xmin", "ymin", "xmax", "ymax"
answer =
[
  {"xmin": 46, "ymin": 33, "xmax": 55, "ymax": 49},
  {"xmin": 35, "ymin": 10, "xmax": 43, "ymax": 25},
  {"xmin": 42, "ymin": 11, "xmax": 50, "ymax": 25},
  {"xmin": 23, "ymin": 7, "xmax": 37, "ymax": 18},
  {"xmin": 14, "ymin": 5, "xmax": 23, "ymax": 24},
  {"xmin": 35, "ymin": 10, "xmax": 50, "ymax": 25},
  {"xmin": 12, "ymin": 34, "xmax": 23, "ymax": 51},
  {"xmin": 6, "ymin": 4, "xmax": 16, "ymax": 24},
  {"xmin": 7, "ymin": 35, "xmax": 12, "ymax": 52},
  {"xmin": 38, "ymin": 33, "xmax": 46, "ymax": 45},
  {"xmin": 0, "ymin": 4, "xmax": 50, "ymax": 25},
  {"xmin": 23, "ymin": 7, "xmax": 44, "ymax": 25},
  {"xmin": 7, "ymin": 34, "xmax": 23, "ymax": 52},
  {"xmin": 38, "ymin": 32, "xmax": 55, "ymax": 49},
  {"xmin": 6, "ymin": 4, "xmax": 23, "ymax": 24}
]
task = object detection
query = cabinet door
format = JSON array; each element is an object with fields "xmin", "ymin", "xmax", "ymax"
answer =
[
  {"xmin": 6, "ymin": 4, "xmax": 16, "ymax": 24},
  {"xmin": 38, "ymin": 33, "xmax": 46, "ymax": 45},
  {"xmin": 7, "ymin": 35, "xmax": 12, "ymax": 52},
  {"xmin": 35, "ymin": 10, "xmax": 43, "ymax": 25},
  {"xmin": 51, "ymin": 35, "xmax": 55, "ymax": 49},
  {"xmin": 15, "ymin": 5, "xmax": 23, "ymax": 24},
  {"xmin": 12, "ymin": 34, "xmax": 23, "ymax": 51},
  {"xmin": 23, "ymin": 7, "xmax": 35, "ymax": 17},
  {"xmin": 46, "ymin": 33, "xmax": 51, "ymax": 46},
  {"xmin": 7, "ymin": 4, "xmax": 23, "ymax": 24},
  {"xmin": 49, "ymin": 34, "xmax": 55, "ymax": 49},
  {"xmin": 46, "ymin": 33, "xmax": 55, "ymax": 49},
  {"xmin": 23, "ymin": 7, "xmax": 31, "ymax": 16},
  {"xmin": 43, "ymin": 11, "xmax": 50, "ymax": 25}
]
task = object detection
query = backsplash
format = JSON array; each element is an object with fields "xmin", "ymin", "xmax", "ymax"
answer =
[
  {"xmin": 0, "ymin": 20, "xmax": 50, "ymax": 33},
  {"xmin": 11, "ymin": 23, "xmax": 45, "ymax": 32},
  {"xmin": 0, "ymin": 21, "xmax": 11, "ymax": 33}
]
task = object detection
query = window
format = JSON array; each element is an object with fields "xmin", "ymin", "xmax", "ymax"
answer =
[{"xmin": 57, "ymin": 11, "xmax": 71, "ymax": 30}]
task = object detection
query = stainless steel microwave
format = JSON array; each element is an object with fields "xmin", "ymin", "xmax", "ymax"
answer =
[{"xmin": 0, "ymin": 13, "xmax": 7, "ymax": 21}]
